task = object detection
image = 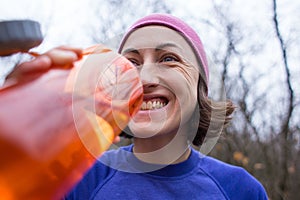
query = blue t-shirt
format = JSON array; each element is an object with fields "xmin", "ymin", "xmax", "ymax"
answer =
[{"xmin": 65, "ymin": 145, "xmax": 267, "ymax": 200}]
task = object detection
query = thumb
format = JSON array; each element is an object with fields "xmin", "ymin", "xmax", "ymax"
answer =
[
  {"xmin": 9, "ymin": 55, "xmax": 52, "ymax": 78},
  {"xmin": 2, "ymin": 56, "xmax": 52, "ymax": 89}
]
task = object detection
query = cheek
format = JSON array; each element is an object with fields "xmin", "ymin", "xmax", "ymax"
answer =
[
  {"xmin": 161, "ymin": 67, "xmax": 198, "ymax": 119},
  {"xmin": 166, "ymin": 66, "xmax": 198, "ymax": 100}
]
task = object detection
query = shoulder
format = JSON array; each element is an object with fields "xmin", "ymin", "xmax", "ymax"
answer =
[{"xmin": 195, "ymin": 151, "xmax": 268, "ymax": 200}]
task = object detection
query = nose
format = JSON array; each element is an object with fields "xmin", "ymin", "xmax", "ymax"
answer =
[{"xmin": 139, "ymin": 62, "xmax": 159, "ymax": 87}]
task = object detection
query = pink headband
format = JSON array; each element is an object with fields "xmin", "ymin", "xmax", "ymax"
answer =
[{"xmin": 118, "ymin": 13, "xmax": 209, "ymax": 83}]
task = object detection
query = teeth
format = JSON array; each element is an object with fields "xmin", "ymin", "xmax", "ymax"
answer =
[
  {"xmin": 141, "ymin": 102, "xmax": 147, "ymax": 110},
  {"xmin": 152, "ymin": 101, "xmax": 156, "ymax": 108},
  {"xmin": 141, "ymin": 100, "xmax": 167, "ymax": 110},
  {"xmin": 147, "ymin": 101, "xmax": 152, "ymax": 110}
]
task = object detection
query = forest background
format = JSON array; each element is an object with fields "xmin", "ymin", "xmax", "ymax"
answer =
[{"xmin": 0, "ymin": 0, "xmax": 299, "ymax": 199}]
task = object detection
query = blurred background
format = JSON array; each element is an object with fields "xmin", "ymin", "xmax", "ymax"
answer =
[{"xmin": 0, "ymin": 0, "xmax": 299, "ymax": 199}]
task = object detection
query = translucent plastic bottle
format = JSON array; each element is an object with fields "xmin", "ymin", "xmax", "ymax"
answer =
[{"xmin": 0, "ymin": 45, "xmax": 143, "ymax": 199}]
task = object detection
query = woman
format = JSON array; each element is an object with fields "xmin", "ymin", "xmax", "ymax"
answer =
[{"xmin": 65, "ymin": 14, "xmax": 268, "ymax": 199}]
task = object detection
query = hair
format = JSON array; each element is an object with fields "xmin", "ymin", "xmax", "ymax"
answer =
[{"xmin": 191, "ymin": 77, "xmax": 236, "ymax": 146}]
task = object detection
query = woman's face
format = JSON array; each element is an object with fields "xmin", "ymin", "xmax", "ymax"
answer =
[{"xmin": 121, "ymin": 26, "xmax": 199, "ymax": 138}]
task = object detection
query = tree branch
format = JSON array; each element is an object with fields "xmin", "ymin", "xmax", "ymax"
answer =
[{"xmin": 272, "ymin": 0, "xmax": 295, "ymax": 198}]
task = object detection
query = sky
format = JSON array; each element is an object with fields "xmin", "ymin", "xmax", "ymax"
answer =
[
  {"xmin": 0, "ymin": 0, "xmax": 283, "ymax": 45},
  {"xmin": 0, "ymin": 0, "xmax": 299, "ymax": 51},
  {"xmin": 0, "ymin": 0, "xmax": 299, "ymax": 98}
]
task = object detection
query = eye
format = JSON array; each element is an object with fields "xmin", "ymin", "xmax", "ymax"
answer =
[
  {"xmin": 160, "ymin": 54, "xmax": 179, "ymax": 63},
  {"xmin": 127, "ymin": 58, "xmax": 140, "ymax": 67}
]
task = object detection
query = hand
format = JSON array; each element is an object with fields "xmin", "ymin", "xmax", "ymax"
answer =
[
  {"xmin": 2, "ymin": 46, "xmax": 82, "ymax": 88},
  {"xmin": 0, "ymin": 45, "xmax": 130, "ymax": 157},
  {"xmin": 0, "ymin": 46, "xmax": 115, "ymax": 200},
  {"xmin": 0, "ymin": 44, "xmax": 141, "ymax": 199}
]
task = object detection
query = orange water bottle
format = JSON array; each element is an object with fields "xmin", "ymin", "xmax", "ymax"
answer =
[{"xmin": 0, "ymin": 44, "xmax": 143, "ymax": 199}]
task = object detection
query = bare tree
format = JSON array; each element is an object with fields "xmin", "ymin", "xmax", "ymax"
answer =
[
  {"xmin": 272, "ymin": 0, "xmax": 296, "ymax": 199},
  {"xmin": 87, "ymin": 0, "xmax": 171, "ymax": 48},
  {"xmin": 207, "ymin": 0, "xmax": 299, "ymax": 199}
]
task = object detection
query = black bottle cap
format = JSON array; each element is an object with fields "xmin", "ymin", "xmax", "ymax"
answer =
[{"xmin": 0, "ymin": 20, "xmax": 43, "ymax": 56}]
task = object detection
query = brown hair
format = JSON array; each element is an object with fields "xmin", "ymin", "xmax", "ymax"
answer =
[{"xmin": 191, "ymin": 77, "xmax": 236, "ymax": 146}]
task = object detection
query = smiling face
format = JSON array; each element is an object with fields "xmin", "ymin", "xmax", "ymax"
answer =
[{"xmin": 120, "ymin": 26, "xmax": 199, "ymax": 138}]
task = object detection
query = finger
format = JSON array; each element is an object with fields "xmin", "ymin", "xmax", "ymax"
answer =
[
  {"xmin": 113, "ymin": 136, "xmax": 121, "ymax": 144},
  {"xmin": 7, "ymin": 55, "xmax": 52, "ymax": 78},
  {"xmin": 54, "ymin": 46, "xmax": 83, "ymax": 59},
  {"xmin": 20, "ymin": 55, "xmax": 52, "ymax": 71},
  {"xmin": 2, "ymin": 55, "xmax": 52, "ymax": 89},
  {"xmin": 45, "ymin": 48, "xmax": 81, "ymax": 67}
]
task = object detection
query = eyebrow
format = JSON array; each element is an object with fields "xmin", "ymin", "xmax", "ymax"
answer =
[
  {"xmin": 122, "ymin": 43, "xmax": 182, "ymax": 55},
  {"xmin": 155, "ymin": 43, "xmax": 182, "ymax": 51},
  {"xmin": 122, "ymin": 48, "xmax": 140, "ymax": 55}
]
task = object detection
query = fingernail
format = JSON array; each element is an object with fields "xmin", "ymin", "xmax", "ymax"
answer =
[
  {"xmin": 32, "ymin": 55, "xmax": 51, "ymax": 65},
  {"xmin": 65, "ymin": 51, "xmax": 78, "ymax": 61}
]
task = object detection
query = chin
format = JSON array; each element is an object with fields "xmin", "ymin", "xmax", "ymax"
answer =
[
  {"xmin": 128, "ymin": 122, "xmax": 165, "ymax": 139},
  {"xmin": 129, "ymin": 119, "xmax": 182, "ymax": 139}
]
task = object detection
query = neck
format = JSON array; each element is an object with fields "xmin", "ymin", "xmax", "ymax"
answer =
[{"xmin": 133, "ymin": 130, "xmax": 191, "ymax": 165}]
